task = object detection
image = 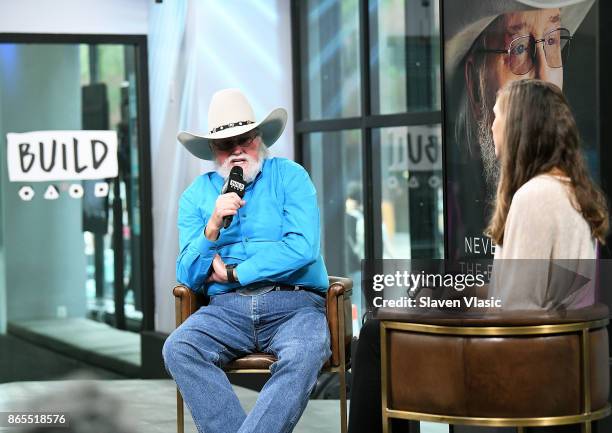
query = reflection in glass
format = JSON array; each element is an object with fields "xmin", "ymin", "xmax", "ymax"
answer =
[
  {"xmin": 300, "ymin": 0, "xmax": 361, "ymax": 120},
  {"xmin": 303, "ymin": 130, "xmax": 364, "ymax": 333},
  {"xmin": 80, "ymin": 44, "xmax": 142, "ymax": 328},
  {"xmin": 369, "ymin": 0, "xmax": 441, "ymax": 114},
  {"xmin": 376, "ymin": 125, "xmax": 444, "ymax": 259}
]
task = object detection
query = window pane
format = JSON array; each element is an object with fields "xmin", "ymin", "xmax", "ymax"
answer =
[
  {"xmin": 1, "ymin": 42, "xmax": 144, "ymax": 332},
  {"xmin": 369, "ymin": 0, "xmax": 441, "ymax": 114},
  {"xmin": 300, "ymin": 0, "xmax": 361, "ymax": 119},
  {"xmin": 303, "ymin": 130, "xmax": 364, "ymax": 333},
  {"xmin": 375, "ymin": 125, "xmax": 444, "ymax": 259}
]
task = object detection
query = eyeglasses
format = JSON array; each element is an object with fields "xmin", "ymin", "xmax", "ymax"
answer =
[
  {"xmin": 211, "ymin": 130, "xmax": 260, "ymax": 152},
  {"xmin": 479, "ymin": 27, "xmax": 572, "ymax": 75}
]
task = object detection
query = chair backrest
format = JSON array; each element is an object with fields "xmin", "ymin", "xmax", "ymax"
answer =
[{"xmin": 380, "ymin": 304, "xmax": 610, "ymax": 420}]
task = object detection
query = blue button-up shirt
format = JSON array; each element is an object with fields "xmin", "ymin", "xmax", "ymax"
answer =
[{"xmin": 176, "ymin": 157, "xmax": 329, "ymax": 295}]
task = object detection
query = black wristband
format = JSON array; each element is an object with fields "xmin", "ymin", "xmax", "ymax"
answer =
[{"xmin": 226, "ymin": 264, "xmax": 237, "ymax": 283}]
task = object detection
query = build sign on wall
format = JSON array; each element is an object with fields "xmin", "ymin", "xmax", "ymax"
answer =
[
  {"xmin": 6, "ymin": 130, "xmax": 117, "ymax": 202},
  {"xmin": 7, "ymin": 130, "xmax": 118, "ymax": 182}
]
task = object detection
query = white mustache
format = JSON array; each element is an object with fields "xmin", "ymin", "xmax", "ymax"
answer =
[
  {"xmin": 217, "ymin": 153, "xmax": 262, "ymax": 183},
  {"xmin": 224, "ymin": 154, "xmax": 254, "ymax": 167},
  {"xmin": 227, "ymin": 156, "xmax": 249, "ymax": 163}
]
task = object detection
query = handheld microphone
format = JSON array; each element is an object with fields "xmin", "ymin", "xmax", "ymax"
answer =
[{"xmin": 221, "ymin": 166, "xmax": 246, "ymax": 229}]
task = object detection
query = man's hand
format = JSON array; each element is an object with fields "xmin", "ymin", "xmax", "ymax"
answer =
[
  {"xmin": 205, "ymin": 193, "xmax": 246, "ymax": 240},
  {"xmin": 207, "ymin": 254, "xmax": 228, "ymax": 283}
]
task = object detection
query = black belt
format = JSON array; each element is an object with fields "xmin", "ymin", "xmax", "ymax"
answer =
[
  {"xmin": 272, "ymin": 283, "xmax": 326, "ymax": 298},
  {"xmin": 240, "ymin": 281, "xmax": 327, "ymax": 298},
  {"xmin": 237, "ymin": 281, "xmax": 326, "ymax": 298}
]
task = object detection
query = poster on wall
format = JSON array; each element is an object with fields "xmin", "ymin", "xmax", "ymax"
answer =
[{"xmin": 442, "ymin": 0, "xmax": 599, "ymax": 260}]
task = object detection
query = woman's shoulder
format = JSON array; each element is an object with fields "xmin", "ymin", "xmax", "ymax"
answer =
[{"xmin": 512, "ymin": 174, "xmax": 571, "ymax": 209}]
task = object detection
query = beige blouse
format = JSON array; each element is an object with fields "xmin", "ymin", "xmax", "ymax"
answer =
[{"xmin": 490, "ymin": 174, "xmax": 596, "ymax": 310}]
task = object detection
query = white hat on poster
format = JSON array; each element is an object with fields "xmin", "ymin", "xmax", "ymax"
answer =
[{"xmin": 445, "ymin": 0, "xmax": 595, "ymax": 82}]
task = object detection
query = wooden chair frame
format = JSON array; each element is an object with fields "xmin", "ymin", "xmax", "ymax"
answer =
[{"xmin": 172, "ymin": 277, "xmax": 353, "ymax": 433}]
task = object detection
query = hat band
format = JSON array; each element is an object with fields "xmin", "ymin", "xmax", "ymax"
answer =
[{"xmin": 210, "ymin": 120, "xmax": 255, "ymax": 134}]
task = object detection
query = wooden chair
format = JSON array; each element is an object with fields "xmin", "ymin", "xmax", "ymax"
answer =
[{"xmin": 172, "ymin": 276, "xmax": 353, "ymax": 433}]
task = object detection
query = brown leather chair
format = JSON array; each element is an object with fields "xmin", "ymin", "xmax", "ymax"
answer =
[
  {"xmin": 172, "ymin": 277, "xmax": 353, "ymax": 433},
  {"xmin": 377, "ymin": 305, "xmax": 611, "ymax": 433}
]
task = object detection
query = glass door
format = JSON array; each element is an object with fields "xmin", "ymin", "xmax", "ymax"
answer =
[{"xmin": 0, "ymin": 37, "xmax": 152, "ymax": 344}]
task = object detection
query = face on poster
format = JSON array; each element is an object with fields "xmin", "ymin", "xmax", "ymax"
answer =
[{"xmin": 442, "ymin": 0, "xmax": 598, "ymax": 259}]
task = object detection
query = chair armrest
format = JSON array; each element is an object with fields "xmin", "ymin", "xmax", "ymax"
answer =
[
  {"xmin": 172, "ymin": 284, "xmax": 206, "ymax": 326},
  {"xmin": 328, "ymin": 276, "xmax": 353, "ymax": 297},
  {"xmin": 326, "ymin": 276, "xmax": 353, "ymax": 367}
]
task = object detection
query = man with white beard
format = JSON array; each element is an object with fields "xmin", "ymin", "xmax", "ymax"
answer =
[
  {"xmin": 163, "ymin": 88, "xmax": 330, "ymax": 433},
  {"xmin": 443, "ymin": 0, "xmax": 594, "ymax": 260}
]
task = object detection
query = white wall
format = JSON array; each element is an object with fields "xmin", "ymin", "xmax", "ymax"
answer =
[
  {"xmin": 0, "ymin": 0, "xmax": 148, "ymax": 34},
  {"xmin": 148, "ymin": 0, "xmax": 295, "ymax": 333}
]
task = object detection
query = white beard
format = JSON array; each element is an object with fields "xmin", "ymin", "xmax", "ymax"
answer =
[{"xmin": 216, "ymin": 152, "xmax": 264, "ymax": 183}]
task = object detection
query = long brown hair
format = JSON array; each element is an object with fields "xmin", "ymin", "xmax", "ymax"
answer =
[{"xmin": 486, "ymin": 79, "xmax": 608, "ymax": 246}]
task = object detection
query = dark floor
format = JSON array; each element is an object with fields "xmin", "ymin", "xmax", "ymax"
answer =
[
  {"xmin": 0, "ymin": 318, "xmax": 450, "ymax": 433},
  {"xmin": 0, "ymin": 379, "xmax": 353, "ymax": 433}
]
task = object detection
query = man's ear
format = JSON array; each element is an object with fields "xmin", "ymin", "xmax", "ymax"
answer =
[{"xmin": 465, "ymin": 55, "xmax": 482, "ymax": 120}]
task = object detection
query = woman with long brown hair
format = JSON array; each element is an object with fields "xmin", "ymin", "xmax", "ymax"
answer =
[
  {"xmin": 486, "ymin": 78, "xmax": 608, "ymax": 310},
  {"xmin": 347, "ymin": 79, "xmax": 609, "ymax": 433}
]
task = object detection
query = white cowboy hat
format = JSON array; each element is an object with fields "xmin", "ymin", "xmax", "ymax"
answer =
[
  {"xmin": 445, "ymin": 0, "xmax": 595, "ymax": 83},
  {"xmin": 177, "ymin": 88, "xmax": 288, "ymax": 160}
]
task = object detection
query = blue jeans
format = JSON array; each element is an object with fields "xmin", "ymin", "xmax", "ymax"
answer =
[{"xmin": 162, "ymin": 289, "xmax": 331, "ymax": 433}]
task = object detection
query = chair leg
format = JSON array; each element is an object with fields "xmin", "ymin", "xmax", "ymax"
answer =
[
  {"xmin": 177, "ymin": 387, "xmax": 184, "ymax": 433},
  {"xmin": 582, "ymin": 421, "xmax": 592, "ymax": 433},
  {"xmin": 383, "ymin": 413, "xmax": 391, "ymax": 433},
  {"xmin": 339, "ymin": 368, "xmax": 347, "ymax": 433}
]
